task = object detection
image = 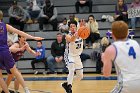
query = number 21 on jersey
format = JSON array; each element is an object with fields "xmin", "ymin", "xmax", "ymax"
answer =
[{"xmin": 76, "ymin": 43, "xmax": 81, "ymax": 49}]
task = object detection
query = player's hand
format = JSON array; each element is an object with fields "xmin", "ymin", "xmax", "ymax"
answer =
[
  {"xmin": 80, "ymin": 19, "xmax": 86, "ymax": 27},
  {"xmin": 73, "ymin": 31, "xmax": 78, "ymax": 37},
  {"xmin": 24, "ymin": 42, "xmax": 29, "ymax": 48},
  {"xmin": 33, "ymin": 37, "xmax": 44, "ymax": 40},
  {"xmin": 20, "ymin": 45, "xmax": 27, "ymax": 51},
  {"xmin": 65, "ymin": 35, "xmax": 71, "ymax": 42}
]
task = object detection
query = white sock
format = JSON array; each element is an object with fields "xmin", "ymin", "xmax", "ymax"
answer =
[
  {"xmin": 15, "ymin": 90, "xmax": 18, "ymax": 93},
  {"xmin": 67, "ymin": 70, "xmax": 74, "ymax": 85}
]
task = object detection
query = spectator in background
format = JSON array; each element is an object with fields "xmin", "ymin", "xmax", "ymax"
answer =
[
  {"xmin": 67, "ymin": 14, "xmax": 79, "ymax": 27},
  {"xmin": 58, "ymin": 18, "xmax": 69, "ymax": 34},
  {"xmin": 97, "ymin": 37, "xmax": 110, "ymax": 74},
  {"xmin": 47, "ymin": 33, "xmax": 66, "ymax": 74},
  {"xmin": 130, "ymin": 0, "xmax": 140, "ymax": 29},
  {"xmin": 86, "ymin": 15, "xmax": 100, "ymax": 48},
  {"xmin": 114, "ymin": 0, "xmax": 128, "ymax": 22},
  {"xmin": 75, "ymin": 0, "xmax": 92, "ymax": 13},
  {"xmin": 39, "ymin": 0, "xmax": 58, "ymax": 31},
  {"xmin": 8, "ymin": 1, "xmax": 32, "ymax": 31},
  {"xmin": 27, "ymin": 0, "xmax": 41, "ymax": 23},
  {"xmin": 31, "ymin": 41, "xmax": 47, "ymax": 75},
  {"xmin": 7, "ymin": 32, "xmax": 18, "ymax": 46}
]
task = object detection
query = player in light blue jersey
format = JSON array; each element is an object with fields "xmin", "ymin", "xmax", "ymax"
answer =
[
  {"xmin": 102, "ymin": 21, "xmax": 140, "ymax": 93},
  {"xmin": 62, "ymin": 20, "xmax": 86, "ymax": 93}
]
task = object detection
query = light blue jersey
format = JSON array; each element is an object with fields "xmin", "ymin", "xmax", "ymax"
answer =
[{"xmin": 112, "ymin": 39, "xmax": 140, "ymax": 93}]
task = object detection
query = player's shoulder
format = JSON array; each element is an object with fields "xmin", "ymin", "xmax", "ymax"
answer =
[
  {"xmin": 129, "ymin": 39, "xmax": 138, "ymax": 43},
  {"xmin": 124, "ymin": 39, "xmax": 139, "ymax": 46},
  {"xmin": 105, "ymin": 45, "xmax": 116, "ymax": 54}
]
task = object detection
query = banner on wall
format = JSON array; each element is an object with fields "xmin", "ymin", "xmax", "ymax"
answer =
[{"xmin": 128, "ymin": 7, "xmax": 140, "ymax": 18}]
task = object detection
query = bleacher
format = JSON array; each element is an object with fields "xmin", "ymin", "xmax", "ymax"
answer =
[{"xmin": 1, "ymin": 0, "xmax": 140, "ymax": 73}]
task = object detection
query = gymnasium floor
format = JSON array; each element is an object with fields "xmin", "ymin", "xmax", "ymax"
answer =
[{"xmin": 1, "ymin": 74, "xmax": 117, "ymax": 93}]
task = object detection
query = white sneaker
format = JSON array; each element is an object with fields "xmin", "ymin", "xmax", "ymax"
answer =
[
  {"xmin": 34, "ymin": 70, "xmax": 38, "ymax": 75},
  {"xmin": 25, "ymin": 90, "xmax": 30, "ymax": 93},
  {"xmin": 24, "ymin": 87, "xmax": 30, "ymax": 93}
]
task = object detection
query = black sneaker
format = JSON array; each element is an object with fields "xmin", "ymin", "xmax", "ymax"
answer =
[
  {"xmin": 1, "ymin": 89, "xmax": 16, "ymax": 93},
  {"xmin": 62, "ymin": 82, "xmax": 68, "ymax": 92},
  {"xmin": 1, "ymin": 90, "xmax": 4, "ymax": 93},
  {"xmin": 9, "ymin": 90, "xmax": 15, "ymax": 93},
  {"xmin": 61, "ymin": 82, "xmax": 72, "ymax": 93},
  {"xmin": 67, "ymin": 84, "xmax": 72, "ymax": 93}
]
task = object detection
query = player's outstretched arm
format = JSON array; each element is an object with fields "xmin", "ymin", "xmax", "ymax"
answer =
[
  {"xmin": 24, "ymin": 42, "xmax": 38, "ymax": 56},
  {"xmin": 6, "ymin": 24, "xmax": 44, "ymax": 40},
  {"xmin": 101, "ymin": 45, "xmax": 116, "ymax": 77}
]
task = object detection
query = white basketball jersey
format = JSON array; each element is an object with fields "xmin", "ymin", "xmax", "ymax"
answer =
[
  {"xmin": 65, "ymin": 33, "xmax": 83, "ymax": 56},
  {"xmin": 113, "ymin": 39, "xmax": 140, "ymax": 82}
]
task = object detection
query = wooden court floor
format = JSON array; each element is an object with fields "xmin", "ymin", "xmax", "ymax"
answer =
[{"xmin": 0, "ymin": 74, "xmax": 117, "ymax": 93}]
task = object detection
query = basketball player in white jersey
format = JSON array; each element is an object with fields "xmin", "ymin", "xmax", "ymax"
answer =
[
  {"xmin": 102, "ymin": 21, "xmax": 140, "ymax": 93},
  {"xmin": 62, "ymin": 20, "xmax": 85, "ymax": 93}
]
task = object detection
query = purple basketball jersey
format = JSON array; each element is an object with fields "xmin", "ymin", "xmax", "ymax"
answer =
[
  {"xmin": 0, "ymin": 22, "xmax": 15, "ymax": 71},
  {"xmin": 0, "ymin": 22, "xmax": 9, "ymax": 50}
]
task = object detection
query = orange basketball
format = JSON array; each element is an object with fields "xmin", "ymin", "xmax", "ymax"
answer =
[{"xmin": 78, "ymin": 26, "xmax": 90, "ymax": 39}]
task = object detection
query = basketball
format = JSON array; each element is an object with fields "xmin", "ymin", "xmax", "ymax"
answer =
[{"xmin": 78, "ymin": 26, "xmax": 90, "ymax": 39}]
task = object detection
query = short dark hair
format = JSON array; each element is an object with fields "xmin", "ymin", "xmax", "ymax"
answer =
[
  {"xmin": 68, "ymin": 21, "xmax": 77, "ymax": 27},
  {"xmin": 63, "ymin": 18, "xmax": 67, "ymax": 21},
  {"xmin": 18, "ymin": 35, "xmax": 21, "ymax": 39},
  {"xmin": 37, "ymin": 40, "xmax": 42, "ymax": 44},
  {"xmin": 57, "ymin": 33, "xmax": 62, "ymax": 35},
  {"xmin": 88, "ymin": 15, "xmax": 94, "ymax": 20}
]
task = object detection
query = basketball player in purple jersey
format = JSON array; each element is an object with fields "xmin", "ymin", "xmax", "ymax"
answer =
[
  {"xmin": 0, "ymin": 10, "xmax": 43, "ymax": 93},
  {"xmin": 3, "ymin": 36, "xmax": 40, "ymax": 93}
]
